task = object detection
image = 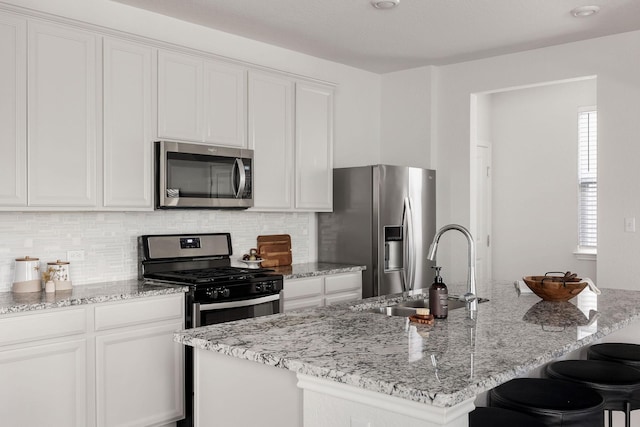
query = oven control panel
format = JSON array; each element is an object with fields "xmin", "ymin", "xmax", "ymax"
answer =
[
  {"xmin": 180, "ymin": 237, "xmax": 201, "ymax": 249},
  {"xmin": 194, "ymin": 277, "xmax": 283, "ymax": 303}
]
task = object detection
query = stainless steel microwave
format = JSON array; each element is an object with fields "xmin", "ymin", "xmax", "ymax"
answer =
[{"xmin": 155, "ymin": 141, "xmax": 253, "ymax": 209}]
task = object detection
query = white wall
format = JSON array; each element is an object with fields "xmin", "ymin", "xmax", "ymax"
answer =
[
  {"xmin": 489, "ymin": 79, "xmax": 597, "ymax": 282},
  {"xmin": 0, "ymin": 0, "xmax": 382, "ymax": 289},
  {"xmin": 434, "ymin": 30, "xmax": 640, "ymax": 289},
  {"xmin": 380, "ymin": 66, "xmax": 435, "ymax": 169}
]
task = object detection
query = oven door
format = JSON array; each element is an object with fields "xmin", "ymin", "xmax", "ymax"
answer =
[{"xmin": 193, "ymin": 293, "xmax": 280, "ymax": 327}]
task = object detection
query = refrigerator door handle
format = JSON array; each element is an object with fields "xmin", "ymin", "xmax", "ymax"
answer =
[
  {"xmin": 400, "ymin": 199, "xmax": 409, "ymax": 292},
  {"xmin": 403, "ymin": 197, "xmax": 416, "ymax": 291}
]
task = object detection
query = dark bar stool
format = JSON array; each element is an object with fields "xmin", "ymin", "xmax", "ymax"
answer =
[
  {"xmin": 588, "ymin": 343, "xmax": 640, "ymax": 369},
  {"xmin": 546, "ymin": 360, "xmax": 640, "ymax": 427},
  {"xmin": 489, "ymin": 377, "xmax": 605, "ymax": 427},
  {"xmin": 469, "ymin": 407, "xmax": 546, "ymax": 426}
]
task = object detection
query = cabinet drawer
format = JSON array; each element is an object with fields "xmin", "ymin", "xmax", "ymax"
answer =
[
  {"xmin": 283, "ymin": 296, "xmax": 323, "ymax": 312},
  {"xmin": 325, "ymin": 291, "xmax": 361, "ymax": 306},
  {"xmin": 95, "ymin": 295, "xmax": 183, "ymax": 331},
  {"xmin": 283, "ymin": 277, "xmax": 323, "ymax": 300},
  {"xmin": 324, "ymin": 272, "xmax": 361, "ymax": 295},
  {"xmin": 0, "ymin": 308, "xmax": 87, "ymax": 347}
]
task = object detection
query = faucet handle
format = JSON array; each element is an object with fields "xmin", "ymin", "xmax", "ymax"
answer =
[{"xmin": 459, "ymin": 292, "xmax": 477, "ymax": 303}]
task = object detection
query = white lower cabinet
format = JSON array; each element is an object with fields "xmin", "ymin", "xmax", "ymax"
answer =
[
  {"xmin": 96, "ymin": 322, "xmax": 184, "ymax": 427},
  {"xmin": 94, "ymin": 294, "xmax": 185, "ymax": 427},
  {"xmin": 0, "ymin": 293, "xmax": 185, "ymax": 427},
  {"xmin": 0, "ymin": 307, "xmax": 89, "ymax": 427},
  {"xmin": 0, "ymin": 338, "xmax": 88, "ymax": 427},
  {"xmin": 283, "ymin": 272, "xmax": 362, "ymax": 312}
]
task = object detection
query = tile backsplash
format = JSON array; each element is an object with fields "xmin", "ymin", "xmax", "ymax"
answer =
[{"xmin": 0, "ymin": 211, "xmax": 313, "ymax": 292}]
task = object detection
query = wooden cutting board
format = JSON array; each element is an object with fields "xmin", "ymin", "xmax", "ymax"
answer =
[{"xmin": 257, "ymin": 234, "xmax": 292, "ymax": 267}]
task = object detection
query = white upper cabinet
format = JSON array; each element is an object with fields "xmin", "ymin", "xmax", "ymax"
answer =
[
  {"xmin": 249, "ymin": 71, "xmax": 294, "ymax": 210},
  {"xmin": 0, "ymin": 14, "xmax": 26, "ymax": 207},
  {"xmin": 157, "ymin": 50, "xmax": 203, "ymax": 142},
  {"xmin": 158, "ymin": 50, "xmax": 247, "ymax": 147},
  {"xmin": 0, "ymin": 8, "xmax": 335, "ymax": 211},
  {"xmin": 250, "ymin": 71, "xmax": 334, "ymax": 212},
  {"xmin": 204, "ymin": 61, "xmax": 247, "ymax": 147},
  {"xmin": 27, "ymin": 21, "xmax": 99, "ymax": 207},
  {"xmin": 103, "ymin": 38, "xmax": 153, "ymax": 209},
  {"xmin": 295, "ymin": 82, "xmax": 334, "ymax": 211}
]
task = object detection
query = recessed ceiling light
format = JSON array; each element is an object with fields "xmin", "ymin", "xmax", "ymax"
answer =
[
  {"xmin": 570, "ymin": 5, "xmax": 600, "ymax": 17},
  {"xmin": 371, "ymin": 0, "xmax": 400, "ymax": 10}
]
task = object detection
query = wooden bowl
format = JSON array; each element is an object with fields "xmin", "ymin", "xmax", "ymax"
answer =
[{"xmin": 522, "ymin": 275, "xmax": 587, "ymax": 302}]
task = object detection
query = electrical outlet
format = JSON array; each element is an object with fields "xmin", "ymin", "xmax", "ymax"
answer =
[
  {"xmin": 625, "ymin": 217, "xmax": 636, "ymax": 233},
  {"xmin": 67, "ymin": 250, "xmax": 85, "ymax": 262}
]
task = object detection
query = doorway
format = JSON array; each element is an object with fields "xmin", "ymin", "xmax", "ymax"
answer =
[{"xmin": 471, "ymin": 77, "xmax": 597, "ymax": 284}]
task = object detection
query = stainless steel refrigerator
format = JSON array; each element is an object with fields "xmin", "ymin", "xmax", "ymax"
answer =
[{"xmin": 318, "ymin": 165, "xmax": 436, "ymax": 298}]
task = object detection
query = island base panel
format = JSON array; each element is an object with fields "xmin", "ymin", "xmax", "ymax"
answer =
[
  {"xmin": 194, "ymin": 349, "xmax": 302, "ymax": 427},
  {"xmin": 298, "ymin": 374, "xmax": 475, "ymax": 427}
]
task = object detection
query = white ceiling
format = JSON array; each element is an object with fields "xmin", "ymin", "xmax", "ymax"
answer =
[{"xmin": 112, "ymin": 0, "xmax": 640, "ymax": 73}]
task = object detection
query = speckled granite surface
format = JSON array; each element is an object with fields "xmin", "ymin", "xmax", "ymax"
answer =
[
  {"xmin": 0, "ymin": 280, "xmax": 188, "ymax": 315},
  {"xmin": 270, "ymin": 262, "xmax": 365, "ymax": 279},
  {"xmin": 175, "ymin": 282, "xmax": 640, "ymax": 408}
]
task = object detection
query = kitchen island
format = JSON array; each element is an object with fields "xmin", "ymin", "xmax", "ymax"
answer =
[{"xmin": 175, "ymin": 282, "xmax": 640, "ymax": 427}]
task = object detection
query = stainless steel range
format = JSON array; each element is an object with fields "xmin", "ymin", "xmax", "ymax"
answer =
[{"xmin": 139, "ymin": 232, "xmax": 283, "ymax": 427}]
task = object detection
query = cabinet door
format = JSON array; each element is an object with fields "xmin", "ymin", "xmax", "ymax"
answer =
[
  {"xmin": 204, "ymin": 60, "xmax": 246, "ymax": 147},
  {"xmin": 249, "ymin": 71, "xmax": 294, "ymax": 210},
  {"xmin": 95, "ymin": 322, "xmax": 184, "ymax": 427},
  {"xmin": 103, "ymin": 38, "xmax": 153, "ymax": 208},
  {"xmin": 0, "ymin": 14, "xmax": 26, "ymax": 206},
  {"xmin": 28, "ymin": 22, "xmax": 99, "ymax": 206},
  {"xmin": 294, "ymin": 82, "xmax": 334, "ymax": 211},
  {"xmin": 0, "ymin": 339, "xmax": 88, "ymax": 426},
  {"xmin": 157, "ymin": 50, "xmax": 203, "ymax": 142}
]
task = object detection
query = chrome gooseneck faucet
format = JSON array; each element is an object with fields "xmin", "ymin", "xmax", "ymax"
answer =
[{"xmin": 427, "ymin": 224, "xmax": 478, "ymax": 314}]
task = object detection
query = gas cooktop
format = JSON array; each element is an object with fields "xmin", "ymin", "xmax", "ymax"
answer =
[{"xmin": 145, "ymin": 266, "xmax": 277, "ymax": 285}]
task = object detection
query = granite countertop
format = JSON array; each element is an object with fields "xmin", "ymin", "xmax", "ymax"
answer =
[
  {"xmin": 175, "ymin": 282, "xmax": 640, "ymax": 408},
  {"xmin": 269, "ymin": 262, "xmax": 366, "ymax": 279},
  {"xmin": 0, "ymin": 279, "xmax": 188, "ymax": 315}
]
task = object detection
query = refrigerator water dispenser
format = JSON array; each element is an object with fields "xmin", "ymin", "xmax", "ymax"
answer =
[{"xmin": 384, "ymin": 226, "xmax": 403, "ymax": 272}]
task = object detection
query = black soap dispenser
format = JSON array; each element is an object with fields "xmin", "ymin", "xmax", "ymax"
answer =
[{"xmin": 429, "ymin": 266, "xmax": 448, "ymax": 319}]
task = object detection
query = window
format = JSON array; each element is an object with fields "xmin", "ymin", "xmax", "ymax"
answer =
[{"xmin": 578, "ymin": 108, "xmax": 597, "ymax": 251}]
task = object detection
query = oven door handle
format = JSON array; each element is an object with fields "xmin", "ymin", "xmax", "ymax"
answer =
[{"xmin": 195, "ymin": 293, "xmax": 281, "ymax": 312}]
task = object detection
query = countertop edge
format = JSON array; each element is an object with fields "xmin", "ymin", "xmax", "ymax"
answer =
[
  {"xmin": 273, "ymin": 262, "xmax": 366, "ymax": 280},
  {"xmin": 0, "ymin": 280, "xmax": 188, "ymax": 315}
]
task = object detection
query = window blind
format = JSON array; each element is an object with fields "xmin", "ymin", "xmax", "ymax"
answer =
[{"xmin": 578, "ymin": 109, "xmax": 597, "ymax": 248}]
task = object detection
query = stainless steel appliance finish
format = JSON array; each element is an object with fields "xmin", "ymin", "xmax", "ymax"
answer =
[
  {"xmin": 139, "ymin": 233, "xmax": 283, "ymax": 427},
  {"xmin": 155, "ymin": 141, "xmax": 254, "ymax": 209},
  {"xmin": 318, "ymin": 165, "xmax": 436, "ymax": 298}
]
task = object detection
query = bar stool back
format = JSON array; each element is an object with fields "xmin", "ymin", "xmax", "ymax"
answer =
[
  {"xmin": 588, "ymin": 343, "xmax": 640, "ymax": 369},
  {"xmin": 489, "ymin": 378, "xmax": 605, "ymax": 427},
  {"xmin": 469, "ymin": 407, "xmax": 546, "ymax": 427},
  {"xmin": 546, "ymin": 359, "xmax": 640, "ymax": 427}
]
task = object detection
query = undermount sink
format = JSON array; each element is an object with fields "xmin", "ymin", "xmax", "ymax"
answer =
[{"xmin": 369, "ymin": 297, "xmax": 489, "ymax": 317}]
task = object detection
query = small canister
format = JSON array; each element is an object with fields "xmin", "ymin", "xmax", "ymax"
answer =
[
  {"xmin": 47, "ymin": 260, "xmax": 72, "ymax": 291},
  {"xmin": 12, "ymin": 256, "xmax": 41, "ymax": 293}
]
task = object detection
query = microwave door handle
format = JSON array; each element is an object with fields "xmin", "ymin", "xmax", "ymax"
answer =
[{"xmin": 233, "ymin": 158, "xmax": 246, "ymax": 199}]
